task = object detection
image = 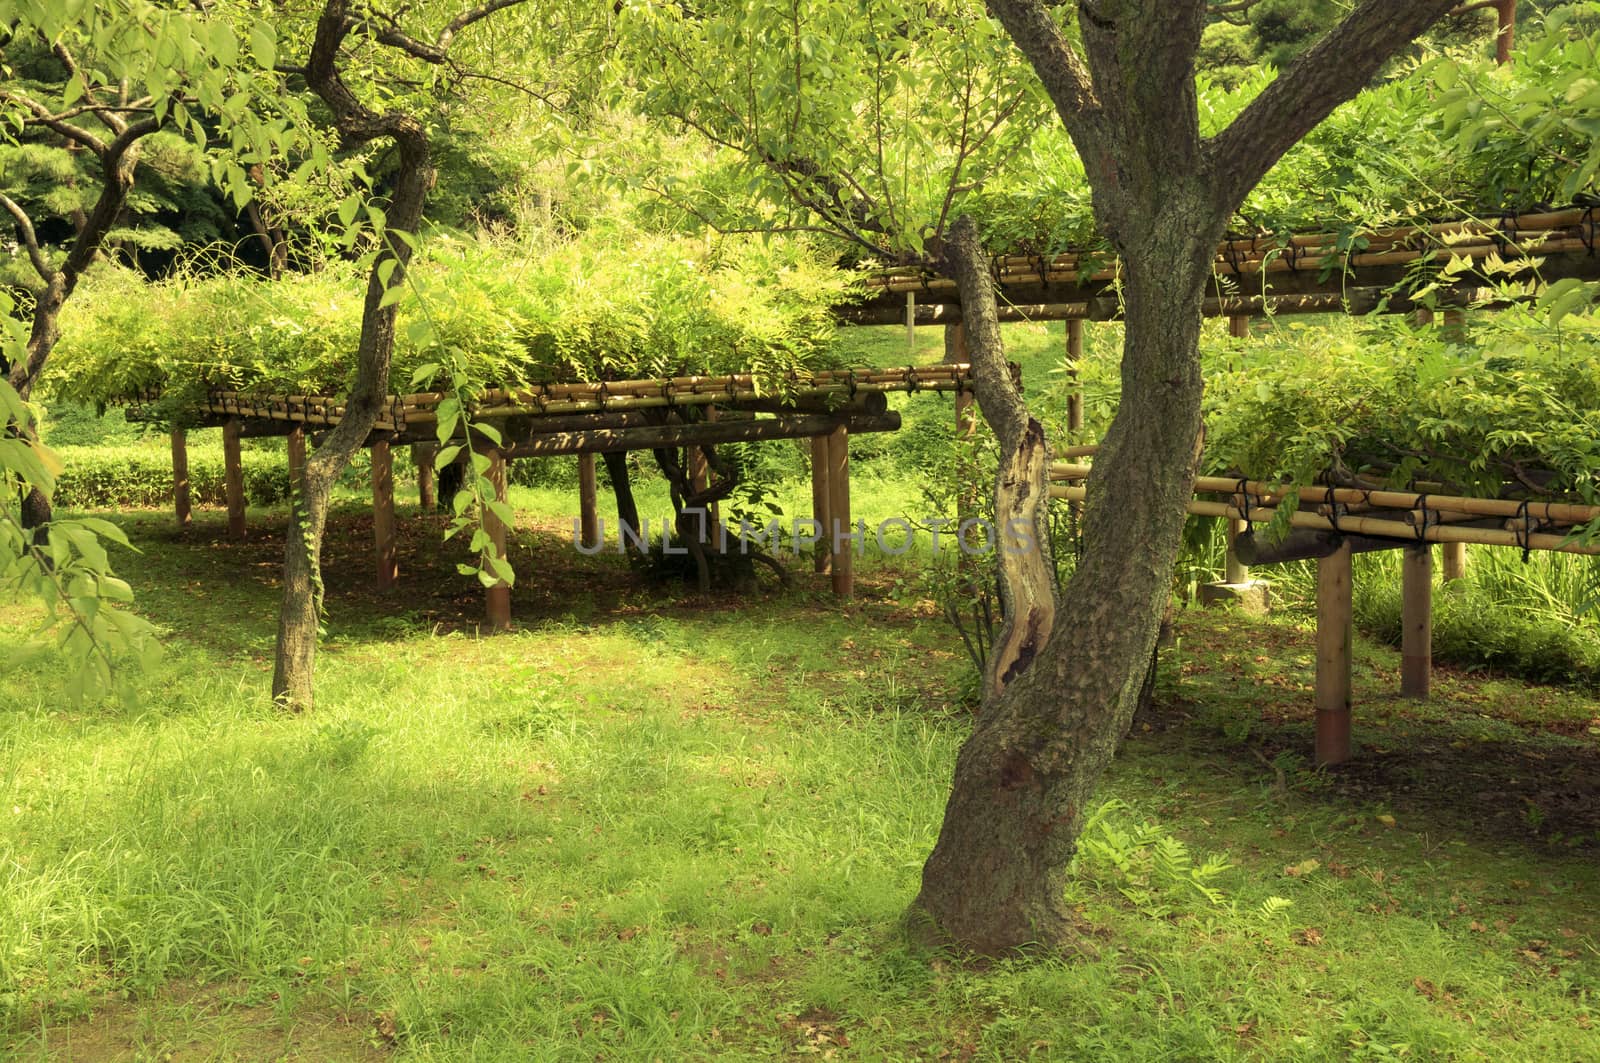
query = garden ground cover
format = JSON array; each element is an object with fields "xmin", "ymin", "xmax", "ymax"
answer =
[{"xmin": 5, "ymin": 489, "xmax": 1600, "ymax": 1059}]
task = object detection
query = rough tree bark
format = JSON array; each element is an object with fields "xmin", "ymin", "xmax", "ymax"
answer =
[
  {"xmin": 272, "ymin": 0, "xmax": 527, "ymax": 709},
  {"xmin": 914, "ymin": 0, "xmax": 1462, "ymax": 953}
]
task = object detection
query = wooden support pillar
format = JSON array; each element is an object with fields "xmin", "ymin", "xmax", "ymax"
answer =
[
  {"xmin": 481, "ymin": 445, "xmax": 512, "ymax": 631},
  {"xmin": 171, "ymin": 428, "xmax": 192, "ymax": 530},
  {"xmin": 1065, "ymin": 318, "xmax": 1085, "ymax": 432},
  {"xmin": 827, "ymin": 425, "xmax": 853, "ymax": 598},
  {"xmin": 222, "ymin": 418, "xmax": 246, "ymax": 540},
  {"xmin": 578, "ymin": 451, "xmax": 599, "ymax": 549},
  {"xmin": 947, "ymin": 322, "xmax": 974, "ymax": 436},
  {"xmin": 1219, "ymin": 317, "xmax": 1250, "ymax": 586},
  {"xmin": 1401, "ymin": 543, "xmax": 1433, "ymax": 699},
  {"xmin": 1315, "ymin": 541, "xmax": 1354, "ymax": 766},
  {"xmin": 1225, "ymin": 517, "xmax": 1249, "ymax": 584},
  {"xmin": 1442, "ymin": 541, "xmax": 1468, "ymax": 582},
  {"xmin": 1442, "ymin": 308, "xmax": 1467, "ymax": 343},
  {"xmin": 372, "ymin": 439, "xmax": 397, "ymax": 590},
  {"xmin": 1495, "ymin": 0, "xmax": 1515, "ymax": 65},
  {"xmin": 810, "ymin": 435, "xmax": 831, "ymax": 574},
  {"xmin": 287, "ymin": 426, "xmax": 306, "ymax": 492},
  {"xmin": 414, "ymin": 442, "xmax": 436, "ymax": 510},
  {"xmin": 1413, "ymin": 307, "xmax": 1435, "ymax": 328},
  {"xmin": 905, "ymin": 291, "xmax": 916, "ymax": 351}
]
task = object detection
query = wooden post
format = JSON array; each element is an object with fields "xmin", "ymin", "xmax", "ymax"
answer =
[
  {"xmin": 372, "ymin": 439, "xmax": 397, "ymax": 590},
  {"xmin": 1442, "ymin": 308, "xmax": 1467, "ymax": 343},
  {"xmin": 1222, "ymin": 315, "xmax": 1251, "ymax": 583},
  {"xmin": 827, "ymin": 425, "xmax": 853, "ymax": 598},
  {"xmin": 947, "ymin": 322, "xmax": 974, "ymax": 436},
  {"xmin": 1315, "ymin": 541, "xmax": 1354, "ymax": 766},
  {"xmin": 222, "ymin": 419, "xmax": 246, "ymax": 540},
  {"xmin": 170, "ymin": 428, "xmax": 192, "ymax": 531},
  {"xmin": 1495, "ymin": 0, "xmax": 1515, "ymax": 65},
  {"xmin": 1401, "ymin": 543, "xmax": 1432, "ymax": 699},
  {"xmin": 811, "ymin": 435, "xmax": 831, "ymax": 574},
  {"xmin": 1225, "ymin": 518, "xmax": 1249, "ymax": 584},
  {"xmin": 905, "ymin": 291, "xmax": 916, "ymax": 351},
  {"xmin": 1413, "ymin": 307, "xmax": 1435, "ymax": 328},
  {"xmin": 482, "ymin": 445, "xmax": 512, "ymax": 631},
  {"xmin": 578, "ymin": 451, "xmax": 599, "ymax": 549},
  {"xmin": 1442, "ymin": 541, "xmax": 1468, "ymax": 582},
  {"xmin": 414, "ymin": 443, "xmax": 436, "ymax": 510},
  {"xmin": 1065, "ymin": 318, "xmax": 1084, "ymax": 432}
]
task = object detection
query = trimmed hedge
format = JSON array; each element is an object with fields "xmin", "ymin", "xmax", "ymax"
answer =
[{"xmin": 51, "ymin": 445, "xmax": 291, "ymax": 510}]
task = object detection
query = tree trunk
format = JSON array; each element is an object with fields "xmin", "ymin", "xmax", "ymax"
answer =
[
  {"xmin": 272, "ymin": 473, "xmax": 330, "ymax": 710},
  {"xmin": 603, "ymin": 450, "xmax": 641, "ymax": 545},
  {"xmin": 916, "ymin": 207, "xmax": 1217, "ymax": 954},
  {"xmin": 271, "ymin": 1, "xmax": 437, "ymax": 710}
]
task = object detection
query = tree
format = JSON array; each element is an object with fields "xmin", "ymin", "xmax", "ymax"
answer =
[
  {"xmin": 270, "ymin": 0, "xmax": 590, "ymax": 709},
  {"xmin": 0, "ymin": 0, "xmax": 297, "ymax": 526},
  {"xmin": 912, "ymin": 0, "xmax": 1463, "ymax": 953},
  {"xmin": 630, "ymin": 0, "xmax": 1464, "ymax": 952}
]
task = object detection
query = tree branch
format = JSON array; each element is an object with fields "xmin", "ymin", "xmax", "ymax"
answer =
[
  {"xmin": 1208, "ymin": 0, "xmax": 1460, "ymax": 211},
  {"xmin": 0, "ymin": 90, "xmax": 111, "ymax": 156},
  {"xmin": 986, "ymin": 0, "xmax": 1105, "ymax": 155},
  {"xmin": 0, "ymin": 193, "xmax": 58, "ymax": 284}
]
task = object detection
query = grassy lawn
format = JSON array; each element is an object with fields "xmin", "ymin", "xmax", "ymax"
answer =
[{"xmin": 4, "ymin": 483, "xmax": 1600, "ymax": 1060}]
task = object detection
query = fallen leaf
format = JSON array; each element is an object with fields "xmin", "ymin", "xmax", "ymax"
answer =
[{"xmin": 1376, "ymin": 814, "xmax": 1397, "ymax": 829}]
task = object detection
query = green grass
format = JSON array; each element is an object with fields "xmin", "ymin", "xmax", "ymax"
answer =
[{"xmin": 5, "ymin": 486, "xmax": 1600, "ymax": 1059}]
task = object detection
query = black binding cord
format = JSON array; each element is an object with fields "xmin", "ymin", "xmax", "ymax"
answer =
[{"xmin": 1515, "ymin": 499, "xmax": 1534, "ymax": 564}]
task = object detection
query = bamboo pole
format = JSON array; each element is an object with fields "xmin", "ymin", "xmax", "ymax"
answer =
[
  {"xmin": 811, "ymin": 435, "xmax": 831, "ymax": 574},
  {"xmin": 827, "ymin": 425, "xmax": 852, "ymax": 598},
  {"xmin": 578, "ymin": 452, "xmax": 599, "ymax": 550},
  {"xmin": 1443, "ymin": 542, "xmax": 1469, "ymax": 581},
  {"xmin": 906, "ymin": 291, "xmax": 916, "ymax": 351},
  {"xmin": 1228, "ymin": 314, "xmax": 1250, "ymax": 339},
  {"xmin": 1402, "ymin": 543, "xmax": 1433, "ymax": 699},
  {"xmin": 372, "ymin": 440, "xmax": 397, "ymax": 590},
  {"xmin": 1316, "ymin": 540, "xmax": 1354, "ymax": 766},
  {"xmin": 481, "ymin": 444, "xmax": 511, "ymax": 632},
  {"xmin": 222, "ymin": 419, "xmax": 246, "ymax": 540},
  {"xmin": 171, "ymin": 428, "xmax": 192, "ymax": 531}
]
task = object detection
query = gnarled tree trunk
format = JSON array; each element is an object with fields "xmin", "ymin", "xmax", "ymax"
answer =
[
  {"xmin": 916, "ymin": 210, "xmax": 1217, "ymax": 953},
  {"xmin": 914, "ymin": 0, "xmax": 1462, "ymax": 953}
]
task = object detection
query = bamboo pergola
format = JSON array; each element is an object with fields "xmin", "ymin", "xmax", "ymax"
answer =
[
  {"xmin": 844, "ymin": 206, "xmax": 1600, "ymax": 324},
  {"xmin": 131, "ymin": 363, "xmax": 989, "ymax": 621},
  {"xmin": 1050, "ymin": 452, "xmax": 1600, "ymax": 766}
]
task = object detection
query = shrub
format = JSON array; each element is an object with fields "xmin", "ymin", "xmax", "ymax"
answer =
[
  {"xmin": 1354, "ymin": 576, "xmax": 1600, "ymax": 687},
  {"xmin": 52, "ymin": 444, "xmax": 290, "ymax": 510}
]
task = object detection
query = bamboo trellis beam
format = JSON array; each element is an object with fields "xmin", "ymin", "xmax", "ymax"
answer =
[
  {"xmin": 123, "ymin": 364, "xmax": 991, "ymax": 436},
  {"xmin": 1048, "ymin": 485, "xmax": 1600, "ymax": 555},
  {"xmin": 1049, "ymin": 459, "xmax": 1600, "ymax": 527}
]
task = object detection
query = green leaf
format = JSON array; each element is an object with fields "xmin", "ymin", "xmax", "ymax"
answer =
[{"xmin": 249, "ymin": 23, "xmax": 277, "ymax": 71}]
